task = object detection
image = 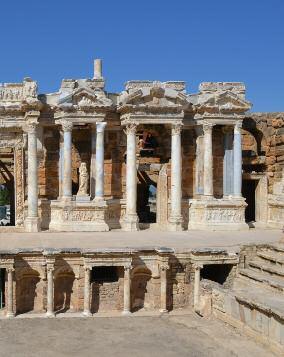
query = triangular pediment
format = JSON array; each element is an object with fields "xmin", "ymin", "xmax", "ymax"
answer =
[
  {"xmin": 58, "ymin": 87, "xmax": 113, "ymax": 109},
  {"xmin": 198, "ymin": 91, "xmax": 251, "ymax": 114}
]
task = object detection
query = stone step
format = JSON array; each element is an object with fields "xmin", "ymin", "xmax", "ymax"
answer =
[
  {"xmin": 248, "ymin": 260, "xmax": 284, "ymax": 278},
  {"xmin": 257, "ymin": 250, "xmax": 284, "ymax": 266},
  {"xmin": 238, "ymin": 268, "xmax": 284, "ymax": 292},
  {"xmin": 212, "ymin": 284, "xmax": 284, "ymax": 352},
  {"xmin": 269, "ymin": 243, "xmax": 284, "ymax": 254}
]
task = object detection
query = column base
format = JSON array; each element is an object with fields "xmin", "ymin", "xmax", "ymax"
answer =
[
  {"xmin": 122, "ymin": 310, "xmax": 132, "ymax": 316},
  {"xmin": 24, "ymin": 216, "xmax": 41, "ymax": 232},
  {"xmin": 82, "ymin": 311, "xmax": 92, "ymax": 317},
  {"xmin": 168, "ymin": 215, "xmax": 183, "ymax": 231},
  {"xmin": 159, "ymin": 309, "xmax": 168, "ymax": 314},
  {"xmin": 121, "ymin": 214, "xmax": 139, "ymax": 231},
  {"xmin": 6, "ymin": 312, "xmax": 15, "ymax": 318},
  {"xmin": 45, "ymin": 311, "xmax": 55, "ymax": 318}
]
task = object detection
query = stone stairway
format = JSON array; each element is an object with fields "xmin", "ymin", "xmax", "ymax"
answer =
[{"xmin": 211, "ymin": 243, "xmax": 284, "ymax": 354}]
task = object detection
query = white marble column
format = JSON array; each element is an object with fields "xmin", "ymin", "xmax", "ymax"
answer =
[
  {"xmin": 193, "ymin": 263, "xmax": 202, "ymax": 311},
  {"xmin": 6, "ymin": 268, "xmax": 14, "ymax": 318},
  {"xmin": 223, "ymin": 126, "xmax": 234, "ymax": 197},
  {"xmin": 25, "ymin": 121, "xmax": 40, "ymax": 232},
  {"xmin": 90, "ymin": 125, "xmax": 96, "ymax": 198},
  {"xmin": 195, "ymin": 126, "xmax": 204, "ymax": 195},
  {"xmin": 94, "ymin": 122, "xmax": 107, "ymax": 201},
  {"xmin": 159, "ymin": 263, "xmax": 169, "ymax": 313},
  {"xmin": 123, "ymin": 124, "xmax": 139, "ymax": 231},
  {"xmin": 233, "ymin": 121, "xmax": 243, "ymax": 197},
  {"xmin": 46, "ymin": 265, "xmax": 55, "ymax": 317},
  {"xmin": 83, "ymin": 266, "xmax": 92, "ymax": 316},
  {"xmin": 123, "ymin": 265, "xmax": 131, "ymax": 315},
  {"xmin": 168, "ymin": 123, "xmax": 183, "ymax": 231},
  {"xmin": 203, "ymin": 122, "xmax": 214, "ymax": 197},
  {"xmin": 61, "ymin": 120, "xmax": 73, "ymax": 199}
]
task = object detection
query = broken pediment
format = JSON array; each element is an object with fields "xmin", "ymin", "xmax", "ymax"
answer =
[
  {"xmin": 197, "ymin": 91, "xmax": 252, "ymax": 115},
  {"xmin": 118, "ymin": 82, "xmax": 192, "ymax": 114}
]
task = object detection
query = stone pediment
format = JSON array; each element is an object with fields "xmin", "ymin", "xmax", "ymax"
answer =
[
  {"xmin": 197, "ymin": 91, "xmax": 251, "ymax": 115},
  {"xmin": 118, "ymin": 81, "xmax": 192, "ymax": 114},
  {"xmin": 58, "ymin": 87, "xmax": 113, "ymax": 112}
]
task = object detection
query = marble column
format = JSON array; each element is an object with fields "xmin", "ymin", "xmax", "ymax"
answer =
[
  {"xmin": 123, "ymin": 124, "xmax": 139, "ymax": 231},
  {"xmin": 203, "ymin": 122, "xmax": 214, "ymax": 197},
  {"xmin": 193, "ymin": 263, "xmax": 202, "ymax": 311},
  {"xmin": 233, "ymin": 121, "xmax": 243, "ymax": 197},
  {"xmin": 83, "ymin": 266, "xmax": 92, "ymax": 316},
  {"xmin": 168, "ymin": 123, "xmax": 183, "ymax": 231},
  {"xmin": 58, "ymin": 131, "xmax": 64, "ymax": 198},
  {"xmin": 223, "ymin": 127, "xmax": 234, "ymax": 196},
  {"xmin": 6, "ymin": 268, "xmax": 14, "ymax": 318},
  {"xmin": 90, "ymin": 125, "xmax": 96, "ymax": 198},
  {"xmin": 159, "ymin": 263, "xmax": 169, "ymax": 313},
  {"xmin": 25, "ymin": 121, "xmax": 40, "ymax": 232},
  {"xmin": 46, "ymin": 265, "xmax": 55, "ymax": 317},
  {"xmin": 61, "ymin": 120, "xmax": 73, "ymax": 199},
  {"xmin": 195, "ymin": 126, "xmax": 204, "ymax": 195},
  {"xmin": 94, "ymin": 122, "xmax": 107, "ymax": 200},
  {"xmin": 123, "ymin": 265, "xmax": 131, "ymax": 315}
]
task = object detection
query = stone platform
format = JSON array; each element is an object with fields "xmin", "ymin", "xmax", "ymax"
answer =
[{"xmin": 0, "ymin": 228, "xmax": 281, "ymax": 253}]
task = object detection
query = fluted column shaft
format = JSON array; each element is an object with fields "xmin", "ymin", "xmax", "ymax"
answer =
[
  {"xmin": 203, "ymin": 122, "xmax": 214, "ymax": 197},
  {"xmin": 61, "ymin": 121, "xmax": 73, "ymax": 199},
  {"xmin": 233, "ymin": 121, "xmax": 243, "ymax": 197},
  {"xmin": 123, "ymin": 265, "xmax": 131, "ymax": 314},
  {"xmin": 95, "ymin": 122, "xmax": 107, "ymax": 200},
  {"xmin": 83, "ymin": 266, "xmax": 92, "ymax": 316},
  {"xmin": 6, "ymin": 268, "xmax": 14, "ymax": 317},
  {"xmin": 170, "ymin": 124, "xmax": 182, "ymax": 216}
]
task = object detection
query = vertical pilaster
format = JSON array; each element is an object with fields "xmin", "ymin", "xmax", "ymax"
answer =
[
  {"xmin": 83, "ymin": 266, "xmax": 92, "ymax": 316},
  {"xmin": 233, "ymin": 121, "xmax": 243, "ymax": 197},
  {"xmin": 168, "ymin": 123, "xmax": 183, "ymax": 231},
  {"xmin": 94, "ymin": 122, "xmax": 107, "ymax": 201},
  {"xmin": 203, "ymin": 122, "xmax": 214, "ymax": 197},
  {"xmin": 46, "ymin": 263, "xmax": 55, "ymax": 317},
  {"xmin": 223, "ymin": 126, "xmax": 234, "ymax": 196},
  {"xmin": 24, "ymin": 114, "xmax": 41, "ymax": 232},
  {"xmin": 61, "ymin": 120, "xmax": 73, "ymax": 199},
  {"xmin": 6, "ymin": 267, "xmax": 15, "ymax": 318},
  {"xmin": 122, "ymin": 124, "xmax": 139, "ymax": 231},
  {"xmin": 159, "ymin": 262, "xmax": 169, "ymax": 313},
  {"xmin": 123, "ymin": 265, "xmax": 131, "ymax": 315}
]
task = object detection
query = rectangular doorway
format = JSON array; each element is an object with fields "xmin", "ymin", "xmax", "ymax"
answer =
[{"xmin": 242, "ymin": 179, "xmax": 257, "ymax": 223}]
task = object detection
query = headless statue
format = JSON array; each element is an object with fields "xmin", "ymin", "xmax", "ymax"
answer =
[{"xmin": 77, "ymin": 162, "xmax": 89, "ymax": 196}]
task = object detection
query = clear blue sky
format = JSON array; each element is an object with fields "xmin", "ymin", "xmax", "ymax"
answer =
[{"xmin": 1, "ymin": 0, "xmax": 283, "ymax": 112}]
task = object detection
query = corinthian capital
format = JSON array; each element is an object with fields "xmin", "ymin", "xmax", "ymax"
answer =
[
  {"xmin": 203, "ymin": 121, "xmax": 214, "ymax": 134},
  {"xmin": 124, "ymin": 123, "xmax": 137, "ymax": 135},
  {"xmin": 24, "ymin": 121, "xmax": 37, "ymax": 134},
  {"xmin": 234, "ymin": 120, "xmax": 243, "ymax": 134},
  {"xmin": 60, "ymin": 119, "xmax": 73, "ymax": 132},
  {"xmin": 171, "ymin": 123, "xmax": 183, "ymax": 135}
]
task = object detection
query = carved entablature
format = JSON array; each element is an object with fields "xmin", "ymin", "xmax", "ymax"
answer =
[
  {"xmin": 194, "ymin": 82, "xmax": 252, "ymax": 125},
  {"xmin": 54, "ymin": 80, "xmax": 114, "ymax": 124},
  {"xmin": 0, "ymin": 78, "xmax": 41, "ymax": 116},
  {"xmin": 118, "ymin": 81, "xmax": 193, "ymax": 125}
]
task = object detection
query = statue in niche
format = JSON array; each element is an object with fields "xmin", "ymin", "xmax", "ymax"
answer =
[{"xmin": 77, "ymin": 162, "xmax": 89, "ymax": 196}]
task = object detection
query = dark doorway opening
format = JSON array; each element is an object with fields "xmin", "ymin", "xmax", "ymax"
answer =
[
  {"xmin": 137, "ymin": 172, "xmax": 157, "ymax": 224},
  {"xmin": 91, "ymin": 266, "xmax": 119, "ymax": 283},
  {"xmin": 201, "ymin": 264, "xmax": 233, "ymax": 285},
  {"xmin": 0, "ymin": 156, "xmax": 15, "ymax": 226},
  {"xmin": 0, "ymin": 269, "xmax": 5, "ymax": 308},
  {"xmin": 242, "ymin": 179, "xmax": 257, "ymax": 222}
]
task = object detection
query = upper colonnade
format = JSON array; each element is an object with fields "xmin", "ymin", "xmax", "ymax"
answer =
[{"xmin": 0, "ymin": 59, "xmax": 252, "ymax": 232}]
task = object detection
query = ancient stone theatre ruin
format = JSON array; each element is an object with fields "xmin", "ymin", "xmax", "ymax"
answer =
[{"xmin": 0, "ymin": 59, "xmax": 284, "ymax": 354}]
